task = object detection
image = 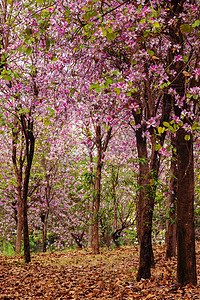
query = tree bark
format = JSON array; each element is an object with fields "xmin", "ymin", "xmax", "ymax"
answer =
[
  {"xmin": 133, "ymin": 93, "xmax": 172, "ymax": 281},
  {"xmin": 176, "ymin": 129, "xmax": 197, "ymax": 285},
  {"xmin": 87, "ymin": 199, "xmax": 94, "ymax": 248},
  {"xmin": 42, "ymin": 174, "xmax": 50, "ymax": 252},
  {"xmin": 12, "ymin": 117, "xmax": 25, "ymax": 255},
  {"xmin": 93, "ymin": 125, "xmax": 102, "ymax": 254},
  {"xmin": 134, "ymin": 119, "xmax": 156, "ymax": 281},
  {"xmin": 166, "ymin": 137, "xmax": 177, "ymax": 259},
  {"xmin": 42, "ymin": 211, "xmax": 49, "ymax": 252},
  {"xmin": 87, "ymin": 150, "xmax": 95, "ymax": 249},
  {"xmin": 21, "ymin": 114, "xmax": 35, "ymax": 263},
  {"xmin": 92, "ymin": 125, "xmax": 112, "ymax": 254},
  {"xmin": 166, "ymin": 0, "xmax": 197, "ymax": 284}
]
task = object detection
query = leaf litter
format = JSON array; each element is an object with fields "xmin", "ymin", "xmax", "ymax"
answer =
[{"xmin": 0, "ymin": 243, "xmax": 200, "ymax": 299}]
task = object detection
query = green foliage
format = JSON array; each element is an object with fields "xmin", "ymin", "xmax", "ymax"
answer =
[{"xmin": 0, "ymin": 240, "xmax": 15, "ymax": 256}]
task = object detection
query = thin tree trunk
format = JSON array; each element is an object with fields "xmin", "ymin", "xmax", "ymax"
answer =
[
  {"xmin": 134, "ymin": 124, "xmax": 149, "ymax": 245},
  {"xmin": 112, "ymin": 166, "xmax": 119, "ymax": 233},
  {"xmin": 42, "ymin": 174, "xmax": 50, "ymax": 252},
  {"xmin": 42, "ymin": 211, "xmax": 49, "ymax": 252},
  {"xmin": 92, "ymin": 125, "xmax": 112, "ymax": 254},
  {"xmin": 12, "ymin": 117, "xmax": 25, "ymax": 255},
  {"xmin": 87, "ymin": 149, "xmax": 95, "ymax": 248},
  {"xmin": 176, "ymin": 128, "xmax": 197, "ymax": 285},
  {"xmin": 93, "ymin": 125, "xmax": 102, "ymax": 254},
  {"xmin": 87, "ymin": 150, "xmax": 95, "ymax": 249},
  {"xmin": 21, "ymin": 114, "xmax": 35, "ymax": 263},
  {"xmin": 15, "ymin": 201, "xmax": 23, "ymax": 254},
  {"xmin": 87, "ymin": 200, "xmax": 94, "ymax": 248},
  {"xmin": 23, "ymin": 166, "xmax": 31, "ymax": 263},
  {"xmin": 166, "ymin": 137, "xmax": 177, "ymax": 259}
]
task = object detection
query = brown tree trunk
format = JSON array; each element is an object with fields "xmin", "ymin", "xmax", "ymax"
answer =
[
  {"xmin": 135, "ymin": 126, "xmax": 157, "ymax": 281},
  {"xmin": 166, "ymin": 0, "xmax": 197, "ymax": 284},
  {"xmin": 92, "ymin": 125, "xmax": 112, "ymax": 254},
  {"xmin": 135, "ymin": 125, "xmax": 149, "ymax": 245},
  {"xmin": 166, "ymin": 137, "xmax": 177, "ymax": 259},
  {"xmin": 87, "ymin": 150, "xmax": 95, "ymax": 249},
  {"xmin": 15, "ymin": 201, "xmax": 23, "ymax": 254},
  {"xmin": 133, "ymin": 93, "xmax": 172, "ymax": 281},
  {"xmin": 21, "ymin": 114, "xmax": 35, "ymax": 263},
  {"xmin": 42, "ymin": 211, "xmax": 49, "ymax": 252},
  {"xmin": 176, "ymin": 128, "xmax": 197, "ymax": 285},
  {"xmin": 87, "ymin": 201, "xmax": 94, "ymax": 248},
  {"xmin": 110, "ymin": 165, "xmax": 119, "ymax": 233},
  {"xmin": 42, "ymin": 174, "xmax": 50, "ymax": 252},
  {"xmin": 93, "ymin": 125, "xmax": 102, "ymax": 254},
  {"xmin": 12, "ymin": 117, "xmax": 25, "ymax": 255}
]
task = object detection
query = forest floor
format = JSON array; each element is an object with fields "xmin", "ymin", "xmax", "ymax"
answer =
[{"xmin": 0, "ymin": 244, "xmax": 200, "ymax": 299}]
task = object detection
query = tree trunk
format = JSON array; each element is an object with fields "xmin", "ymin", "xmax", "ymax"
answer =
[
  {"xmin": 23, "ymin": 166, "xmax": 31, "ymax": 263},
  {"xmin": 133, "ymin": 93, "xmax": 171, "ymax": 281},
  {"xmin": 15, "ymin": 201, "xmax": 23, "ymax": 254},
  {"xmin": 176, "ymin": 128, "xmax": 197, "ymax": 285},
  {"xmin": 93, "ymin": 125, "xmax": 102, "ymax": 254},
  {"xmin": 135, "ymin": 125, "xmax": 149, "ymax": 245},
  {"xmin": 133, "ymin": 112, "xmax": 156, "ymax": 281},
  {"xmin": 42, "ymin": 211, "xmax": 49, "ymax": 252},
  {"xmin": 166, "ymin": 138, "xmax": 177, "ymax": 259},
  {"xmin": 111, "ymin": 166, "xmax": 119, "ymax": 233},
  {"xmin": 166, "ymin": 0, "xmax": 197, "ymax": 284},
  {"xmin": 12, "ymin": 117, "xmax": 25, "ymax": 255},
  {"xmin": 87, "ymin": 200, "xmax": 94, "ymax": 248},
  {"xmin": 42, "ymin": 174, "xmax": 50, "ymax": 252},
  {"xmin": 92, "ymin": 125, "xmax": 112, "ymax": 254},
  {"xmin": 87, "ymin": 148, "xmax": 95, "ymax": 249},
  {"xmin": 21, "ymin": 114, "xmax": 35, "ymax": 263}
]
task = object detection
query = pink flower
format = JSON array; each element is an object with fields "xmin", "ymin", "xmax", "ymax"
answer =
[{"xmin": 174, "ymin": 55, "xmax": 183, "ymax": 62}]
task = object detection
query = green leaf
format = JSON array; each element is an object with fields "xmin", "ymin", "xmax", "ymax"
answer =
[
  {"xmin": 183, "ymin": 56, "xmax": 188, "ymax": 63},
  {"xmin": 139, "ymin": 19, "xmax": 145, "ymax": 24},
  {"xmin": 192, "ymin": 20, "xmax": 200, "ymax": 28},
  {"xmin": 25, "ymin": 46, "xmax": 33, "ymax": 55},
  {"xmin": 150, "ymin": 178, "xmax": 155, "ymax": 185},
  {"xmin": 107, "ymin": 32, "xmax": 117, "ymax": 41},
  {"xmin": 155, "ymin": 143, "xmax": 162, "ymax": 151},
  {"xmin": 158, "ymin": 127, "xmax": 165, "ymax": 134},
  {"xmin": 169, "ymin": 126, "xmax": 175, "ymax": 133},
  {"xmin": 95, "ymin": 87, "xmax": 101, "ymax": 93},
  {"xmin": 0, "ymin": 74, "xmax": 12, "ymax": 81},
  {"xmin": 180, "ymin": 24, "xmax": 193, "ymax": 33},
  {"xmin": 102, "ymin": 29, "xmax": 107, "ymax": 36},
  {"xmin": 184, "ymin": 134, "xmax": 191, "ymax": 141},
  {"xmin": 178, "ymin": 121, "xmax": 183, "ymax": 127},
  {"xmin": 44, "ymin": 118, "xmax": 51, "ymax": 126},
  {"xmin": 153, "ymin": 22, "xmax": 160, "ymax": 28},
  {"xmin": 105, "ymin": 77, "xmax": 112, "ymax": 85},
  {"xmin": 18, "ymin": 46, "xmax": 22, "ymax": 53},
  {"xmin": 114, "ymin": 88, "xmax": 121, "ymax": 95},
  {"xmin": 46, "ymin": 38, "xmax": 51, "ymax": 51},
  {"xmin": 147, "ymin": 49, "xmax": 154, "ymax": 56},
  {"xmin": 90, "ymin": 83, "xmax": 99, "ymax": 89},
  {"xmin": 163, "ymin": 122, "xmax": 170, "ymax": 127},
  {"xmin": 136, "ymin": 108, "xmax": 141, "ymax": 114}
]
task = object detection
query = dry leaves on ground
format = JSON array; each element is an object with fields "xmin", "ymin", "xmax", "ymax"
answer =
[{"xmin": 0, "ymin": 243, "xmax": 200, "ymax": 299}]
